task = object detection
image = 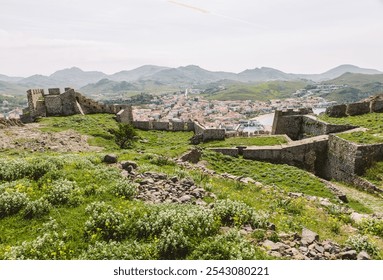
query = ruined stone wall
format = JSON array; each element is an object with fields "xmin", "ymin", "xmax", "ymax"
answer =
[
  {"xmin": 194, "ymin": 121, "xmax": 205, "ymax": 135},
  {"xmin": 170, "ymin": 121, "xmax": 194, "ymax": 132},
  {"xmin": 326, "ymin": 96, "xmax": 383, "ymax": 117},
  {"xmin": 116, "ymin": 107, "xmax": 133, "ymax": 124},
  {"xmin": 132, "ymin": 121, "xmax": 151, "ymax": 130},
  {"xmin": 152, "ymin": 121, "xmax": 169, "ymax": 131},
  {"xmin": 202, "ymin": 128, "xmax": 226, "ymax": 142},
  {"xmin": 210, "ymin": 148, "xmax": 239, "ymax": 157},
  {"xmin": 242, "ymin": 136, "xmax": 328, "ymax": 175},
  {"xmin": 45, "ymin": 95, "xmax": 63, "ymax": 116},
  {"xmin": 26, "ymin": 89, "xmax": 45, "ymax": 120},
  {"xmin": 347, "ymin": 102, "xmax": 370, "ymax": 116},
  {"xmin": 272, "ymin": 110, "xmax": 356, "ymax": 140}
]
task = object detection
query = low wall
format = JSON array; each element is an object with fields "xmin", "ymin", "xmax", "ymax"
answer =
[
  {"xmin": 326, "ymin": 96, "xmax": 383, "ymax": 117},
  {"xmin": 210, "ymin": 148, "xmax": 239, "ymax": 157},
  {"xmin": 272, "ymin": 110, "xmax": 355, "ymax": 140}
]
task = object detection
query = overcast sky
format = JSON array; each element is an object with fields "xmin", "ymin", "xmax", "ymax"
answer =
[{"xmin": 1, "ymin": 0, "xmax": 383, "ymax": 76}]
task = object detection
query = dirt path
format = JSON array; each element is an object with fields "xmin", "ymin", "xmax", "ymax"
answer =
[{"xmin": 0, "ymin": 123, "xmax": 102, "ymax": 152}]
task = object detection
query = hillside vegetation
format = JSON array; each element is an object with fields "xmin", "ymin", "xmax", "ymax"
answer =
[
  {"xmin": 1, "ymin": 114, "xmax": 383, "ymax": 260},
  {"xmin": 320, "ymin": 112, "xmax": 383, "ymax": 144},
  {"xmin": 203, "ymin": 81, "xmax": 307, "ymax": 101}
]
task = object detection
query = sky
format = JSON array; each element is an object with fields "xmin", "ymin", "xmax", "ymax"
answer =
[{"xmin": 1, "ymin": 0, "xmax": 383, "ymax": 76}]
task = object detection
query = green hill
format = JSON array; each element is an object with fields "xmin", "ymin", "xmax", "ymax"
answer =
[{"xmin": 202, "ymin": 81, "xmax": 307, "ymax": 101}]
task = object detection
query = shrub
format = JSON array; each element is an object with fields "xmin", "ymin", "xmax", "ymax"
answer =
[
  {"xmin": 358, "ymin": 218, "xmax": 383, "ymax": 238},
  {"xmin": 0, "ymin": 191, "xmax": 29, "ymax": 218},
  {"xmin": 79, "ymin": 241, "xmax": 158, "ymax": 260},
  {"xmin": 346, "ymin": 234, "xmax": 379, "ymax": 256},
  {"xmin": 135, "ymin": 204, "xmax": 219, "ymax": 239},
  {"xmin": 156, "ymin": 229, "xmax": 189, "ymax": 259},
  {"xmin": 110, "ymin": 123, "xmax": 138, "ymax": 149},
  {"xmin": 84, "ymin": 202, "xmax": 127, "ymax": 241},
  {"xmin": 46, "ymin": 179, "xmax": 82, "ymax": 206},
  {"xmin": 112, "ymin": 179, "xmax": 137, "ymax": 199},
  {"xmin": 189, "ymin": 230, "xmax": 268, "ymax": 260},
  {"xmin": 212, "ymin": 199, "xmax": 269, "ymax": 228},
  {"xmin": 23, "ymin": 198, "xmax": 52, "ymax": 219},
  {"xmin": 3, "ymin": 219, "xmax": 70, "ymax": 260}
]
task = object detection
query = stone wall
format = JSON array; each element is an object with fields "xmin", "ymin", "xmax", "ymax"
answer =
[
  {"xmin": 45, "ymin": 95, "xmax": 63, "ymax": 116},
  {"xmin": 347, "ymin": 102, "xmax": 370, "ymax": 116},
  {"xmin": 272, "ymin": 109, "xmax": 355, "ymax": 140},
  {"xmin": 326, "ymin": 95, "xmax": 383, "ymax": 117},
  {"xmin": 210, "ymin": 148, "xmax": 239, "ymax": 157},
  {"xmin": 22, "ymin": 87, "xmax": 132, "ymax": 122},
  {"xmin": 152, "ymin": 121, "xmax": 169, "ymax": 131}
]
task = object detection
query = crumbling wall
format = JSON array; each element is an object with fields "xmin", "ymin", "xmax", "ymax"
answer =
[
  {"xmin": 45, "ymin": 95, "xmax": 63, "ymax": 116},
  {"xmin": 347, "ymin": 101, "xmax": 370, "ymax": 116},
  {"xmin": 202, "ymin": 128, "xmax": 225, "ymax": 142},
  {"xmin": 152, "ymin": 121, "xmax": 169, "ymax": 131}
]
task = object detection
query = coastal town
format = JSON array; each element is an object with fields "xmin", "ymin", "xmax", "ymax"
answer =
[{"xmin": 133, "ymin": 90, "xmax": 334, "ymax": 134}]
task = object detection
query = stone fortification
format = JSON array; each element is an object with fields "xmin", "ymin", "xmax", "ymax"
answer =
[
  {"xmin": 212, "ymin": 103, "xmax": 383, "ymax": 194},
  {"xmin": 326, "ymin": 95, "xmax": 383, "ymax": 117},
  {"xmin": 21, "ymin": 87, "xmax": 133, "ymax": 123},
  {"xmin": 271, "ymin": 108, "xmax": 355, "ymax": 140}
]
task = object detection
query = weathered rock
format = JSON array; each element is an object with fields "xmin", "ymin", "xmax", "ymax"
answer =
[
  {"xmin": 357, "ymin": 251, "xmax": 371, "ymax": 260},
  {"xmin": 103, "ymin": 154, "xmax": 118, "ymax": 163},
  {"xmin": 339, "ymin": 250, "xmax": 357, "ymax": 260},
  {"xmin": 179, "ymin": 195, "xmax": 192, "ymax": 203},
  {"xmin": 180, "ymin": 148, "xmax": 201, "ymax": 163},
  {"xmin": 350, "ymin": 212, "xmax": 369, "ymax": 223},
  {"xmin": 301, "ymin": 228, "xmax": 319, "ymax": 245},
  {"xmin": 121, "ymin": 160, "xmax": 138, "ymax": 170},
  {"xmin": 325, "ymin": 104, "xmax": 347, "ymax": 117}
]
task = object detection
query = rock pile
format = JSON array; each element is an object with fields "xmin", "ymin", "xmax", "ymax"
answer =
[
  {"xmin": 261, "ymin": 228, "xmax": 370, "ymax": 260},
  {"xmin": 117, "ymin": 160, "xmax": 216, "ymax": 204}
]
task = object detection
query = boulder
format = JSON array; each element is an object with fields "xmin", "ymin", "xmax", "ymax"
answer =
[
  {"xmin": 301, "ymin": 228, "xmax": 319, "ymax": 246},
  {"xmin": 357, "ymin": 251, "xmax": 371, "ymax": 260},
  {"xmin": 180, "ymin": 148, "xmax": 201, "ymax": 163},
  {"xmin": 340, "ymin": 250, "xmax": 357, "ymax": 260},
  {"xmin": 121, "ymin": 160, "xmax": 138, "ymax": 170},
  {"xmin": 103, "ymin": 154, "xmax": 118, "ymax": 163}
]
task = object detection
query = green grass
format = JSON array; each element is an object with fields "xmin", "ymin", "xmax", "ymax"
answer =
[
  {"xmin": 320, "ymin": 113, "xmax": 383, "ymax": 144},
  {"xmin": 201, "ymin": 136, "xmax": 287, "ymax": 148},
  {"xmin": 38, "ymin": 114, "xmax": 119, "ymax": 149},
  {"xmin": 2, "ymin": 113, "xmax": 383, "ymax": 259},
  {"xmin": 203, "ymin": 81, "xmax": 306, "ymax": 101},
  {"xmin": 202, "ymin": 150, "xmax": 335, "ymax": 199}
]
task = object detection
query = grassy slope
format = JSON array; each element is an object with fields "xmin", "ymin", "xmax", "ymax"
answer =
[
  {"xmin": 320, "ymin": 112, "xmax": 383, "ymax": 144},
  {"xmin": 1, "ymin": 114, "xmax": 383, "ymax": 259}
]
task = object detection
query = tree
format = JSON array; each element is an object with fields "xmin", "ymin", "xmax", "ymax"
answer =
[{"xmin": 111, "ymin": 123, "xmax": 138, "ymax": 149}]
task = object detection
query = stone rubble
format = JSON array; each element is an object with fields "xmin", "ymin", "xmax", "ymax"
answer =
[{"xmin": 260, "ymin": 229, "xmax": 371, "ymax": 260}]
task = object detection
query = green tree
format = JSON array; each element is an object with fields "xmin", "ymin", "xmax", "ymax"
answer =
[{"xmin": 111, "ymin": 123, "xmax": 138, "ymax": 148}]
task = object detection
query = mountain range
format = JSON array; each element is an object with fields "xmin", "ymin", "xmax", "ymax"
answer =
[{"xmin": 0, "ymin": 64, "xmax": 382, "ymax": 96}]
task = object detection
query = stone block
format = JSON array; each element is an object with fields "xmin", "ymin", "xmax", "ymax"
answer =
[
  {"xmin": 325, "ymin": 104, "xmax": 347, "ymax": 117},
  {"xmin": 370, "ymin": 100, "xmax": 383, "ymax": 113},
  {"xmin": 48, "ymin": 88, "xmax": 61, "ymax": 95},
  {"xmin": 347, "ymin": 101, "xmax": 370, "ymax": 116}
]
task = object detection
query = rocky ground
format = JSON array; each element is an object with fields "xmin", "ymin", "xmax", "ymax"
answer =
[
  {"xmin": 102, "ymin": 152, "xmax": 380, "ymax": 260},
  {"xmin": 0, "ymin": 123, "xmax": 102, "ymax": 152}
]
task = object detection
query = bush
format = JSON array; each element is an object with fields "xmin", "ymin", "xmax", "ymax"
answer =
[
  {"xmin": 346, "ymin": 234, "xmax": 379, "ymax": 256},
  {"xmin": 46, "ymin": 179, "xmax": 82, "ymax": 206},
  {"xmin": 112, "ymin": 179, "xmax": 137, "ymax": 199},
  {"xmin": 3, "ymin": 219, "xmax": 70, "ymax": 260},
  {"xmin": 212, "ymin": 199, "xmax": 269, "ymax": 228},
  {"xmin": 0, "ymin": 191, "xmax": 29, "ymax": 218},
  {"xmin": 110, "ymin": 123, "xmax": 138, "ymax": 149},
  {"xmin": 84, "ymin": 202, "xmax": 127, "ymax": 241},
  {"xmin": 135, "ymin": 204, "xmax": 219, "ymax": 239},
  {"xmin": 79, "ymin": 240, "xmax": 158, "ymax": 260},
  {"xmin": 189, "ymin": 230, "xmax": 268, "ymax": 260},
  {"xmin": 358, "ymin": 218, "xmax": 383, "ymax": 238},
  {"xmin": 23, "ymin": 198, "xmax": 52, "ymax": 219},
  {"xmin": 156, "ymin": 229, "xmax": 189, "ymax": 259}
]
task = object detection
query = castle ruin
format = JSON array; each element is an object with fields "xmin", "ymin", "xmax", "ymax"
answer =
[{"xmin": 21, "ymin": 87, "xmax": 133, "ymax": 123}]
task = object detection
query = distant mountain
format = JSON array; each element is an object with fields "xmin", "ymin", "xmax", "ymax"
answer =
[
  {"xmin": 298, "ymin": 64, "xmax": 383, "ymax": 82},
  {"xmin": 0, "ymin": 74, "xmax": 23, "ymax": 83},
  {"xmin": 238, "ymin": 67, "xmax": 295, "ymax": 82},
  {"xmin": 49, "ymin": 67, "xmax": 107, "ymax": 87},
  {"xmin": 1, "ymin": 64, "xmax": 383, "ymax": 97},
  {"xmin": 311, "ymin": 72, "xmax": 383, "ymax": 103},
  {"xmin": 80, "ymin": 79, "xmax": 139, "ymax": 94},
  {"xmin": 109, "ymin": 65, "xmax": 170, "ymax": 82}
]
